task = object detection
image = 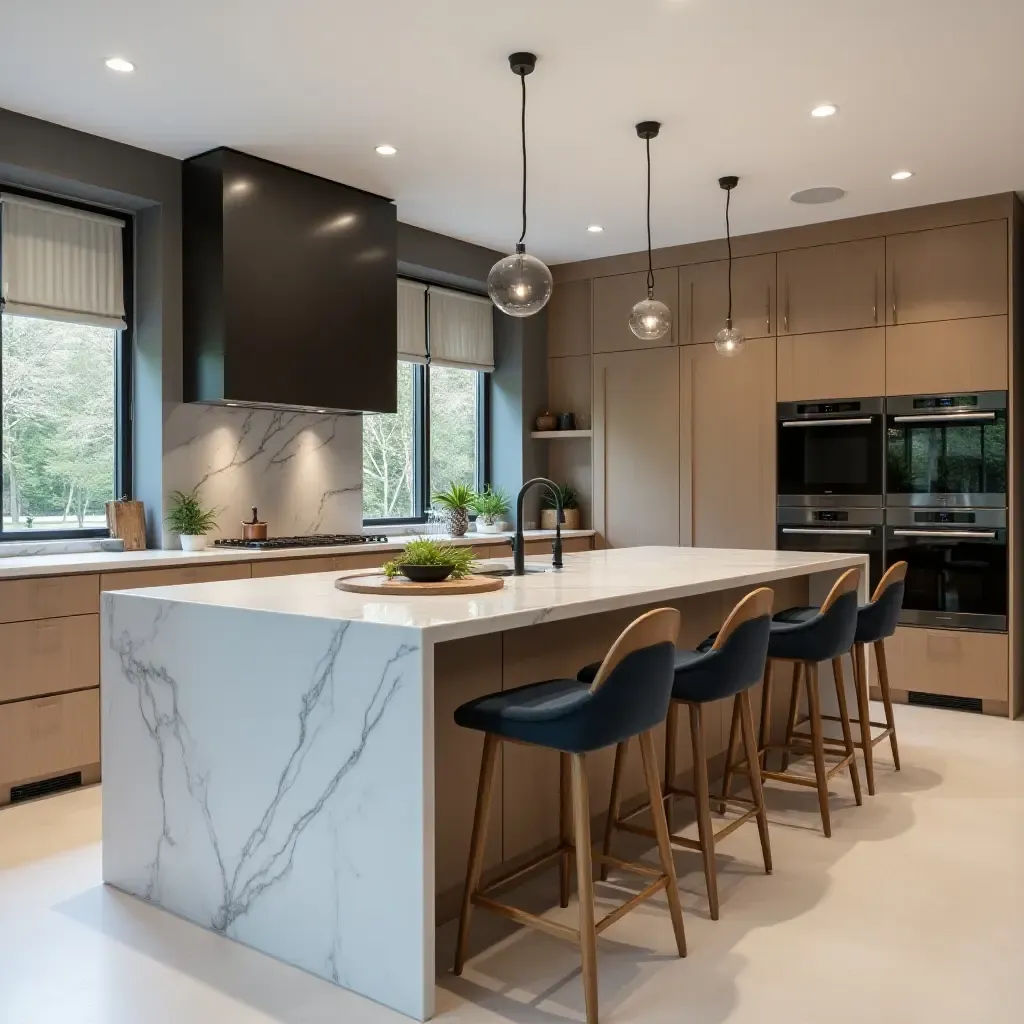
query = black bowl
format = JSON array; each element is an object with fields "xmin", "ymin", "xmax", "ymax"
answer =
[{"xmin": 399, "ymin": 563, "xmax": 454, "ymax": 583}]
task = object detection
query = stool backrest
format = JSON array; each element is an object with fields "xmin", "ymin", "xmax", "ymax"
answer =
[
  {"xmin": 860, "ymin": 560, "xmax": 907, "ymax": 641},
  {"xmin": 588, "ymin": 607, "xmax": 681, "ymax": 693},
  {"xmin": 871, "ymin": 560, "xmax": 907, "ymax": 603},
  {"xmin": 712, "ymin": 587, "xmax": 774, "ymax": 651},
  {"xmin": 696, "ymin": 587, "xmax": 774, "ymax": 700},
  {"xmin": 820, "ymin": 566, "xmax": 861, "ymax": 613},
  {"xmin": 815, "ymin": 565, "xmax": 862, "ymax": 658}
]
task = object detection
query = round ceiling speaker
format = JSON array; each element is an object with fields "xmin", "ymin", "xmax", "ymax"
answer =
[{"xmin": 789, "ymin": 186, "xmax": 847, "ymax": 205}]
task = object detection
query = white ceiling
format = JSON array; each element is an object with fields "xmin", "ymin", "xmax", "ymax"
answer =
[{"xmin": 2, "ymin": 0, "xmax": 1023, "ymax": 264}]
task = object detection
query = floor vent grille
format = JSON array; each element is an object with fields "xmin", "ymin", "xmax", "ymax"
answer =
[
  {"xmin": 10, "ymin": 771, "xmax": 83, "ymax": 803},
  {"xmin": 908, "ymin": 691, "xmax": 983, "ymax": 714}
]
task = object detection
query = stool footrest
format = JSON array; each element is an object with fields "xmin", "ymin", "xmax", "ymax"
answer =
[
  {"xmin": 472, "ymin": 892, "xmax": 579, "ymax": 943},
  {"xmin": 478, "ymin": 846, "xmax": 565, "ymax": 897},
  {"xmin": 595, "ymin": 877, "xmax": 668, "ymax": 935}
]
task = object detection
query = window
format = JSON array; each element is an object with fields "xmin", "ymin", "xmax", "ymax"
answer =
[
  {"xmin": 363, "ymin": 281, "xmax": 491, "ymax": 523},
  {"xmin": 0, "ymin": 191, "xmax": 131, "ymax": 538}
]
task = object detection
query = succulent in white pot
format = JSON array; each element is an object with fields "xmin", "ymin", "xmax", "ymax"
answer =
[
  {"xmin": 432, "ymin": 482, "xmax": 476, "ymax": 538},
  {"xmin": 471, "ymin": 486, "xmax": 511, "ymax": 534},
  {"xmin": 166, "ymin": 487, "xmax": 219, "ymax": 551}
]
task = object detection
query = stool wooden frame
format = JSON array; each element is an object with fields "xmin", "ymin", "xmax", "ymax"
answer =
[
  {"xmin": 453, "ymin": 609, "xmax": 688, "ymax": 1024},
  {"xmin": 599, "ymin": 589, "xmax": 774, "ymax": 921},
  {"xmin": 720, "ymin": 568, "xmax": 864, "ymax": 838},
  {"xmin": 784, "ymin": 562, "xmax": 905, "ymax": 796}
]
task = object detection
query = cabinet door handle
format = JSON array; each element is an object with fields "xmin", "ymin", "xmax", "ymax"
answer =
[
  {"xmin": 873, "ymin": 271, "xmax": 878, "ymax": 324},
  {"xmin": 688, "ymin": 279, "xmax": 694, "ymax": 344},
  {"xmin": 891, "ymin": 273, "xmax": 897, "ymax": 324},
  {"xmin": 783, "ymin": 278, "xmax": 789, "ymax": 332},
  {"xmin": 766, "ymin": 283, "xmax": 771, "ymax": 333}
]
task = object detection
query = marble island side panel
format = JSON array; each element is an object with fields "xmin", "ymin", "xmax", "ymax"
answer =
[{"xmin": 101, "ymin": 592, "xmax": 432, "ymax": 1019}]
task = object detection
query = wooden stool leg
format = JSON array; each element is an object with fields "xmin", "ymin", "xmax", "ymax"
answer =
[
  {"xmin": 688, "ymin": 703, "xmax": 719, "ymax": 920},
  {"xmin": 664, "ymin": 701, "xmax": 679, "ymax": 832},
  {"xmin": 599, "ymin": 740, "xmax": 627, "ymax": 883},
  {"xmin": 639, "ymin": 730, "xmax": 687, "ymax": 957},
  {"xmin": 876, "ymin": 640, "xmax": 901, "ymax": 771},
  {"xmin": 852, "ymin": 643, "xmax": 876, "ymax": 796},
  {"xmin": 454, "ymin": 733, "xmax": 500, "ymax": 975},
  {"xmin": 757, "ymin": 659, "xmax": 774, "ymax": 770},
  {"xmin": 571, "ymin": 753, "xmax": 600, "ymax": 1024},
  {"xmin": 781, "ymin": 662, "xmax": 803, "ymax": 771},
  {"xmin": 740, "ymin": 689, "xmax": 772, "ymax": 874},
  {"xmin": 805, "ymin": 663, "xmax": 832, "ymax": 838},
  {"xmin": 718, "ymin": 696, "xmax": 741, "ymax": 812},
  {"xmin": 832, "ymin": 656, "xmax": 863, "ymax": 806},
  {"xmin": 559, "ymin": 751, "xmax": 572, "ymax": 907}
]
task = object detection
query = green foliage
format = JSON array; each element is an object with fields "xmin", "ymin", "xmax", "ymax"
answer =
[
  {"xmin": 165, "ymin": 487, "xmax": 220, "ymax": 536},
  {"xmin": 382, "ymin": 538, "xmax": 476, "ymax": 580},
  {"xmin": 432, "ymin": 481, "xmax": 476, "ymax": 512},
  {"xmin": 471, "ymin": 486, "xmax": 510, "ymax": 520},
  {"xmin": 540, "ymin": 483, "xmax": 579, "ymax": 511}
]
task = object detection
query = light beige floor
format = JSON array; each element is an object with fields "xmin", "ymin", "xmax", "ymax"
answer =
[{"xmin": 1, "ymin": 702, "xmax": 1022, "ymax": 1023}]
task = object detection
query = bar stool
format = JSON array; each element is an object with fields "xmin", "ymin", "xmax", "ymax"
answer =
[
  {"xmin": 578, "ymin": 588, "xmax": 774, "ymax": 921},
  {"xmin": 721, "ymin": 567, "xmax": 863, "ymax": 838},
  {"xmin": 452, "ymin": 608, "xmax": 687, "ymax": 1024},
  {"xmin": 772, "ymin": 562, "xmax": 906, "ymax": 795}
]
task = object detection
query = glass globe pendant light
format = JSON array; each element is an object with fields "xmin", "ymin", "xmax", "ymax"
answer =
[
  {"xmin": 487, "ymin": 52, "xmax": 553, "ymax": 317},
  {"xmin": 629, "ymin": 121, "xmax": 671, "ymax": 341},
  {"xmin": 714, "ymin": 175, "xmax": 746, "ymax": 356}
]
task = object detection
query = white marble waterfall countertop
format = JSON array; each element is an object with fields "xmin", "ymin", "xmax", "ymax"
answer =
[
  {"xmin": 0, "ymin": 529, "xmax": 593, "ymax": 580},
  {"xmin": 110, "ymin": 546, "xmax": 869, "ymax": 643}
]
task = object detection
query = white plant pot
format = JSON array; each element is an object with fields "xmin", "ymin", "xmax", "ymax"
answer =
[
  {"xmin": 179, "ymin": 534, "xmax": 209, "ymax": 552},
  {"xmin": 475, "ymin": 520, "xmax": 509, "ymax": 534}
]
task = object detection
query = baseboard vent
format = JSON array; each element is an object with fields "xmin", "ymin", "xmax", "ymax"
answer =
[
  {"xmin": 11, "ymin": 771, "xmax": 82, "ymax": 803},
  {"xmin": 908, "ymin": 691, "xmax": 983, "ymax": 714}
]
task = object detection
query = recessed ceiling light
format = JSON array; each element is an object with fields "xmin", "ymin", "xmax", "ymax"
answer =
[
  {"xmin": 891, "ymin": 170, "xmax": 914, "ymax": 180},
  {"xmin": 587, "ymin": 225, "xmax": 603, "ymax": 233},
  {"xmin": 105, "ymin": 57, "xmax": 135, "ymax": 73},
  {"xmin": 790, "ymin": 186, "xmax": 847, "ymax": 205},
  {"xmin": 375, "ymin": 144, "xmax": 397, "ymax": 156},
  {"xmin": 811, "ymin": 104, "xmax": 837, "ymax": 118}
]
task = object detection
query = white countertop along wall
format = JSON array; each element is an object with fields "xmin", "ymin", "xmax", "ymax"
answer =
[{"xmin": 0, "ymin": 530, "xmax": 593, "ymax": 580}]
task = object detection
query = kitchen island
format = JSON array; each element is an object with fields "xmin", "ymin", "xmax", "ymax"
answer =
[{"xmin": 101, "ymin": 546, "xmax": 867, "ymax": 1020}]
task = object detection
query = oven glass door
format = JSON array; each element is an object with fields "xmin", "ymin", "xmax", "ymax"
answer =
[
  {"xmin": 777, "ymin": 524, "xmax": 883, "ymax": 591},
  {"xmin": 777, "ymin": 416, "xmax": 883, "ymax": 505},
  {"xmin": 886, "ymin": 394, "xmax": 1007, "ymax": 506},
  {"xmin": 885, "ymin": 526, "xmax": 1007, "ymax": 631}
]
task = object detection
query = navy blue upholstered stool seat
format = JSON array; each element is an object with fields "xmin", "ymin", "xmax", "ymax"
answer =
[
  {"xmin": 770, "ymin": 562, "xmax": 906, "ymax": 796},
  {"xmin": 720, "ymin": 566, "xmax": 864, "ymax": 838},
  {"xmin": 452, "ymin": 608, "xmax": 687, "ymax": 1024},
  {"xmin": 577, "ymin": 588, "xmax": 775, "ymax": 921}
]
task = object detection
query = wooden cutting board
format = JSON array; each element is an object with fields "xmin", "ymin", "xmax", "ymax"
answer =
[
  {"xmin": 105, "ymin": 500, "xmax": 146, "ymax": 550},
  {"xmin": 335, "ymin": 574, "xmax": 504, "ymax": 596}
]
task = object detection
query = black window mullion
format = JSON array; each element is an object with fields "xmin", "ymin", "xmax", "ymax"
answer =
[{"xmin": 417, "ymin": 363, "xmax": 430, "ymax": 517}]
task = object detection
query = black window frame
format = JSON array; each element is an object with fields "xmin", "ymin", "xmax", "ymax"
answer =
[{"xmin": 0, "ymin": 184, "xmax": 133, "ymax": 542}]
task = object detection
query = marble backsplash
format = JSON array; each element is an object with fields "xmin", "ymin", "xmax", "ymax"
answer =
[{"xmin": 162, "ymin": 404, "xmax": 363, "ymax": 546}]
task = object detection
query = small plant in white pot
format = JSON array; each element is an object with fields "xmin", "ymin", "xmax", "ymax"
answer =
[
  {"xmin": 432, "ymin": 482, "xmax": 476, "ymax": 538},
  {"xmin": 541, "ymin": 483, "xmax": 581, "ymax": 531},
  {"xmin": 166, "ymin": 487, "xmax": 220, "ymax": 551},
  {"xmin": 472, "ymin": 486, "xmax": 511, "ymax": 534}
]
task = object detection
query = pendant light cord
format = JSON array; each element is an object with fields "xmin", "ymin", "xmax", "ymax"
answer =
[
  {"xmin": 725, "ymin": 185, "xmax": 733, "ymax": 323},
  {"xmin": 645, "ymin": 136, "xmax": 654, "ymax": 297},
  {"xmin": 518, "ymin": 71, "xmax": 527, "ymax": 248}
]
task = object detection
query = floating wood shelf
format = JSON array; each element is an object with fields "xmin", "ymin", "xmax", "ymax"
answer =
[{"xmin": 530, "ymin": 430, "xmax": 593, "ymax": 439}]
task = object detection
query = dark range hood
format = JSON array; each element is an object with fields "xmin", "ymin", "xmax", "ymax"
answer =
[{"xmin": 183, "ymin": 148, "xmax": 397, "ymax": 413}]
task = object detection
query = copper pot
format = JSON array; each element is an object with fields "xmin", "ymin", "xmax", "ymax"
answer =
[{"xmin": 242, "ymin": 506, "xmax": 268, "ymax": 541}]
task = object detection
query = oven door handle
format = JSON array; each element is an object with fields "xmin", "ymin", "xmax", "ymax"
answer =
[
  {"xmin": 891, "ymin": 529, "xmax": 998, "ymax": 539},
  {"xmin": 891, "ymin": 412, "xmax": 998, "ymax": 423},
  {"xmin": 781, "ymin": 527, "xmax": 876, "ymax": 536},
  {"xmin": 780, "ymin": 417, "xmax": 874, "ymax": 428}
]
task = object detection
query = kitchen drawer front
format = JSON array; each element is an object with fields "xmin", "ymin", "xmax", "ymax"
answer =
[
  {"xmin": 100, "ymin": 562, "xmax": 252, "ymax": 591},
  {"xmin": 0, "ymin": 688, "xmax": 100, "ymax": 788},
  {"xmin": 777, "ymin": 328, "xmax": 885, "ymax": 401},
  {"xmin": 0, "ymin": 615, "xmax": 99, "ymax": 703},
  {"xmin": 885, "ymin": 316, "xmax": 1007, "ymax": 395},
  {"xmin": 525, "ymin": 536, "xmax": 592, "ymax": 556},
  {"xmin": 882, "ymin": 626, "xmax": 1007, "ymax": 702},
  {"xmin": 334, "ymin": 551, "xmax": 391, "ymax": 571},
  {"xmin": 251, "ymin": 556, "xmax": 341, "ymax": 578},
  {"xmin": 0, "ymin": 573, "xmax": 99, "ymax": 624}
]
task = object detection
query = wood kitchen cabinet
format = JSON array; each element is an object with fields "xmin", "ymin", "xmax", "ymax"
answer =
[
  {"xmin": 593, "ymin": 347, "xmax": 680, "ymax": 547},
  {"xmin": 592, "ymin": 268, "xmax": 679, "ymax": 352},
  {"xmin": 777, "ymin": 327, "xmax": 885, "ymax": 401},
  {"xmin": 886, "ymin": 220, "xmax": 1007, "ymax": 325},
  {"xmin": 682, "ymin": 339, "xmax": 776, "ymax": 550},
  {"xmin": 687, "ymin": 253, "xmax": 776, "ymax": 345},
  {"xmin": 546, "ymin": 278, "xmax": 592, "ymax": 357},
  {"xmin": 886, "ymin": 316, "xmax": 1008, "ymax": 395},
  {"xmin": 778, "ymin": 237, "xmax": 884, "ymax": 335},
  {"xmin": 100, "ymin": 562, "xmax": 252, "ymax": 591}
]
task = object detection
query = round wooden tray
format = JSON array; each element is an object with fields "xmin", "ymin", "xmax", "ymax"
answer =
[{"xmin": 335, "ymin": 573, "xmax": 505, "ymax": 596}]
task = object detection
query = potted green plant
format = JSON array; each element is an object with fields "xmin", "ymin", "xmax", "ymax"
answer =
[
  {"xmin": 432, "ymin": 482, "xmax": 476, "ymax": 538},
  {"xmin": 471, "ymin": 486, "xmax": 511, "ymax": 534},
  {"xmin": 540, "ymin": 483, "xmax": 580, "ymax": 531},
  {"xmin": 382, "ymin": 538, "xmax": 476, "ymax": 583},
  {"xmin": 166, "ymin": 487, "xmax": 220, "ymax": 551}
]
